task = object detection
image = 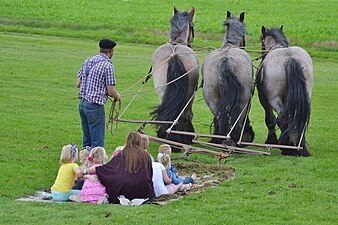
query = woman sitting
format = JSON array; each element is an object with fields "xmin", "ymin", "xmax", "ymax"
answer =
[{"xmin": 81, "ymin": 132, "xmax": 154, "ymax": 203}]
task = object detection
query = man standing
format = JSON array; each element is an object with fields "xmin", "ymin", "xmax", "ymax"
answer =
[{"xmin": 76, "ymin": 39, "xmax": 120, "ymax": 148}]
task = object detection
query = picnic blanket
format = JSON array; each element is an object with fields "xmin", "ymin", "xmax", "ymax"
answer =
[{"xmin": 17, "ymin": 162, "xmax": 235, "ymax": 205}]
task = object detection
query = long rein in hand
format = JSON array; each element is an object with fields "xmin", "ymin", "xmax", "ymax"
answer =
[{"xmin": 106, "ymin": 98, "xmax": 121, "ymax": 135}]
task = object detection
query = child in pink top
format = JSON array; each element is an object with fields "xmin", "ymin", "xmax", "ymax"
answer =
[{"xmin": 79, "ymin": 147, "xmax": 108, "ymax": 203}]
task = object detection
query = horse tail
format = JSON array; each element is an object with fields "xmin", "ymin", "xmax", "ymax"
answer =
[
  {"xmin": 280, "ymin": 58, "xmax": 311, "ymax": 150},
  {"xmin": 216, "ymin": 58, "xmax": 242, "ymax": 141},
  {"xmin": 151, "ymin": 54, "xmax": 194, "ymax": 145}
]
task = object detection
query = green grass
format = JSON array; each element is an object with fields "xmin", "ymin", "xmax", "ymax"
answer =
[
  {"xmin": 0, "ymin": 32, "xmax": 337, "ymax": 225},
  {"xmin": 0, "ymin": 0, "xmax": 337, "ymax": 59},
  {"xmin": 0, "ymin": 0, "xmax": 337, "ymax": 224}
]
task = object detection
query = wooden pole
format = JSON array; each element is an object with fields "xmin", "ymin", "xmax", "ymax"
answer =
[
  {"xmin": 146, "ymin": 135, "xmax": 231, "ymax": 159},
  {"xmin": 193, "ymin": 140, "xmax": 271, "ymax": 156}
]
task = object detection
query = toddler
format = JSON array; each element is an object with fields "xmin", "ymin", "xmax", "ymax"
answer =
[
  {"xmin": 140, "ymin": 134, "xmax": 154, "ymax": 162},
  {"xmin": 158, "ymin": 144, "xmax": 196, "ymax": 185},
  {"xmin": 76, "ymin": 147, "xmax": 109, "ymax": 204},
  {"xmin": 73, "ymin": 146, "xmax": 92, "ymax": 190},
  {"xmin": 152, "ymin": 152, "xmax": 192, "ymax": 198},
  {"xmin": 51, "ymin": 144, "xmax": 82, "ymax": 201}
]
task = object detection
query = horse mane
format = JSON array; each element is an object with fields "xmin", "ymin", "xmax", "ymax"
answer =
[
  {"xmin": 223, "ymin": 16, "xmax": 246, "ymax": 47},
  {"xmin": 264, "ymin": 27, "xmax": 289, "ymax": 47},
  {"xmin": 169, "ymin": 11, "xmax": 192, "ymax": 41}
]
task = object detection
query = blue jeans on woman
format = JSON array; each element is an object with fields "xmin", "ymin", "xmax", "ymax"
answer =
[{"xmin": 79, "ymin": 99, "xmax": 105, "ymax": 148}]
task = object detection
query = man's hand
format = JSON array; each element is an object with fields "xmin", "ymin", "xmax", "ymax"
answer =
[{"xmin": 114, "ymin": 93, "xmax": 121, "ymax": 101}]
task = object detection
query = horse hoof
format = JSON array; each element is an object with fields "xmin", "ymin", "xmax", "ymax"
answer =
[
  {"xmin": 242, "ymin": 133, "xmax": 254, "ymax": 142},
  {"xmin": 266, "ymin": 135, "xmax": 278, "ymax": 145},
  {"xmin": 222, "ymin": 139, "xmax": 236, "ymax": 147},
  {"xmin": 281, "ymin": 149, "xmax": 311, "ymax": 157},
  {"xmin": 171, "ymin": 146, "xmax": 182, "ymax": 153},
  {"xmin": 209, "ymin": 138, "xmax": 221, "ymax": 144}
]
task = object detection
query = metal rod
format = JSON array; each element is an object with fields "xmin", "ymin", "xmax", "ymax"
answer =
[
  {"xmin": 193, "ymin": 140, "xmax": 270, "ymax": 156},
  {"xmin": 297, "ymin": 121, "xmax": 308, "ymax": 150},
  {"xmin": 169, "ymin": 130, "xmax": 228, "ymax": 139},
  {"xmin": 119, "ymin": 82, "xmax": 146, "ymax": 118},
  {"xmin": 117, "ymin": 119, "xmax": 174, "ymax": 124},
  {"xmin": 238, "ymin": 98, "xmax": 252, "ymax": 144},
  {"xmin": 226, "ymin": 101, "xmax": 249, "ymax": 139},
  {"xmin": 146, "ymin": 135, "xmax": 230, "ymax": 158},
  {"xmin": 240, "ymin": 142, "xmax": 303, "ymax": 150},
  {"xmin": 166, "ymin": 89, "xmax": 198, "ymax": 133}
]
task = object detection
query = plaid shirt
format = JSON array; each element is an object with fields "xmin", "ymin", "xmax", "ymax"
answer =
[{"xmin": 77, "ymin": 53, "xmax": 116, "ymax": 105}]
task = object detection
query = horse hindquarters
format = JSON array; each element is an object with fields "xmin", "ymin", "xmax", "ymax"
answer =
[
  {"xmin": 151, "ymin": 54, "xmax": 194, "ymax": 146},
  {"xmin": 279, "ymin": 58, "xmax": 311, "ymax": 156},
  {"xmin": 214, "ymin": 58, "xmax": 242, "ymax": 144},
  {"xmin": 256, "ymin": 65, "xmax": 278, "ymax": 145}
]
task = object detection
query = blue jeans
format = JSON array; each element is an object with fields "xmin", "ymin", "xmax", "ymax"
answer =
[{"xmin": 79, "ymin": 99, "xmax": 105, "ymax": 148}]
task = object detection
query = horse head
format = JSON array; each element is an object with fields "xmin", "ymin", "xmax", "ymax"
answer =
[
  {"xmin": 170, "ymin": 7, "xmax": 195, "ymax": 48},
  {"xmin": 261, "ymin": 26, "xmax": 289, "ymax": 53},
  {"xmin": 222, "ymin": 11, "xmax": 246, "ymax": 48}
]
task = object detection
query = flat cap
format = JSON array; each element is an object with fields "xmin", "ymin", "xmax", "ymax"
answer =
[{"xmin": 99, "ymin": 39, "xmax": 116, "ymax": 49}]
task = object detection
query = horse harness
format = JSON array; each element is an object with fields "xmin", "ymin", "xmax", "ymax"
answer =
[{"xmin": 256, "ymin": 44, "xmax": 287, "ymax": 88}]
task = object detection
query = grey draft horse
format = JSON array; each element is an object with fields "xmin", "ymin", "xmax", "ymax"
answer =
[
  {"xmin": 202, "ymin": 11, "xmax": 254, "ymax": 145},
  {"xmin": 150, "ymin": 7, "xmax": 199, "ymax": 147},
  {"xmin": 256, "ymin": 26, "xmax": 313, "ymax": 156}
]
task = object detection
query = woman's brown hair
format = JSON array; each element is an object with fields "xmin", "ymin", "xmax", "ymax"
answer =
[{"xmin": 121, "ymin": 132, "xmax": 151, "ymax": 173}]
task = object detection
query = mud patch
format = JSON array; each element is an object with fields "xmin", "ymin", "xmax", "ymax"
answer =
[{"xmin": 151, "ymin": 162, "xmax": 235, "ymax": 205}]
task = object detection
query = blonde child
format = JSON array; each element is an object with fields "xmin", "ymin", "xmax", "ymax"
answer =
[
  {"xmin": 51, "ymin": 144, "xmax": 82, "ymax": 201},
  {"xmin": 79, "ymin": 146, "xmax": 91, "ymax": 167},
  {"xmin": 77, "ymin": 147, "xmax": 109, "ymax": 204},
  {"xmin": 140, "ymin": 134, "xmax": 154, "ymax": 161},
  {"xmin": 158, "ymin": 144, "xmax": 196, "ymax": 186},
  {"xmin": 73, "ymin": 146, "xmax": 91, "ymax": 190},
  {"xmin": 152, "ymin": 151, "xmax": 190, "ymax": 197}
]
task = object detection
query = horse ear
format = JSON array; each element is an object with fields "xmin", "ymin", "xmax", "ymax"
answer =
[
  {"xmin": 227, "ymin": 11, "xmax": 231, "ymax": 19},
  {"xmin": 261, "ymin": 26, "xmax": 266, "ymax": 34},
  {"xmin": 188, "ymin": 7, "xmax": 195, "ymax": 19},
  {"xmin": 280, "ymin": 25, "xmax": 284, "ymax": 31},
  {"xmin": 239, "ymin": 12, "xmax": 245, "ymax": 22},
  {"xmin": 173, "ymin": 6, "xmax": 178, "ymax": 15}
]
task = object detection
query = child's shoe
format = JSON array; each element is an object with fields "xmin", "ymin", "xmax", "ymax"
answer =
[
  {"xmin": 97, "ymin": 196, "xmax": 109, "ymax": 204},
  {"xmin": 69, "ymin": 195, "xmax": 80, "ymax": 202}
]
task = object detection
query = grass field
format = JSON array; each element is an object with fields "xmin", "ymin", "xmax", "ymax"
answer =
[{"xmin": 0, "ymin": 0, "xmax": 337, "ymax": 224}]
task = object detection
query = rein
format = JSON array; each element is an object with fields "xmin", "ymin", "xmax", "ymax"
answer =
[{"xmin": 106, "ymin": 98, "xmax": 121, "ymax": 135}]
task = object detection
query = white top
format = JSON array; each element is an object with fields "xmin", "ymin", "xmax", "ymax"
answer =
[{"xmin": 152, "ymin": 162, "xmax": 168, "ymax": 197}]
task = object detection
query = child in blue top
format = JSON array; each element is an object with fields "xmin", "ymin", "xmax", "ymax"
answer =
[{"xmin": 158, "ymin": 144, "xmax": 196, "ymax": 185}]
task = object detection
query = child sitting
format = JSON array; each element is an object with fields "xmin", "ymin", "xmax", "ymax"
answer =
[
  {"xmin": 73, "ymin": 146, "xmax": 91, "ymax": 190},
  {"xmin": 70, "ymin": 147, "xmax": 109, "ymax": 204},
  {"xmin": 158, "ymin": 144, "xmax": 196, "ymax": 185},
  {"xmin": 153, "ymin": 152, "xmax": 192, "ymax": 197},
  {"xmin": 140, "ymin": 134, "xmax": 154, "ymax": 162},
  {"xmin": 51, "ymin": 144, "xmax": 82, "ymax": 201}
]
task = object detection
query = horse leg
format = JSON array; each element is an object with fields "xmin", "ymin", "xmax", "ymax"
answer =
[
  {"xmin": 277, "ymin": 110, "xmax": 301, "ymax": 156},
  {"xmin": 210, "ymin": 114, "xmax": 222, "ymax": 144},
  {"xmin": 258, "ymin": 90, "xmax": 278, "ymax": 144},
  {"xmin": 242, "ymin": 117, "xmax": 255, "ymax": 143},
  {"xmin": 212, "ymin": 113, "xmax": 236, "ymax": 146},
  {"xmin": 279, "ymin": 117, "xmax": 311, "ymax": 157}
]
